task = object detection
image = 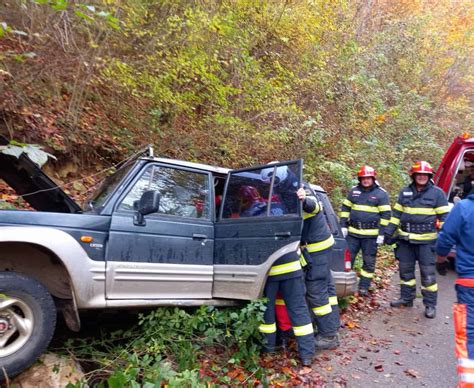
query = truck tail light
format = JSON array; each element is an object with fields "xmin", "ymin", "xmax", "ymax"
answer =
[{"xmin": 344, "ymin": 248, "xmax": 352, "ymax": 271}]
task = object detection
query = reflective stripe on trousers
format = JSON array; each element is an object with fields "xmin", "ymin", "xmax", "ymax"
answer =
[{"xmin": 453, "ymin": 285, "xmax": 474, "ymax": 387}]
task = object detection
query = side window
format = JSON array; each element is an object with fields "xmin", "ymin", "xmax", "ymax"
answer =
[
  {"xmin": 450, "ymin": 151, "xmax": 474, "ymax": 202},
  {"xmin": 117, "ymin": 165, "xmax": 210, "ymax": 219},
  {"xmin": 222, "ymin": 162, "xmax": 300, "ymax": 219}
]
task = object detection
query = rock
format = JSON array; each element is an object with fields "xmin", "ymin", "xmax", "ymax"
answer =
[{"xmin": 11, "ymin": 353, "xmax": 85, "ymax": 387}]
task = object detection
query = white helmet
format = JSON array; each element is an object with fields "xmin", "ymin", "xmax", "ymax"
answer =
[{"xmin": 261, "ymin": 164, "xmax": 288, "ymax": 185}]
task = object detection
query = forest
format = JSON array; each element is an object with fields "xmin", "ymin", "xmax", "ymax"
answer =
[
  {"xmin": 0, "ymin": 0, "xmax": 473, "ymax": 385},
  {"xmin": 1, "ymin": 0, "xmax": 471, "ymax": 206}
]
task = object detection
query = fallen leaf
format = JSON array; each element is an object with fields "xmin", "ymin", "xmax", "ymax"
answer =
[
  {"xmin": 393, "ymin": 350, "xmax": 401, "ymax": 355},
  {"xmin": 299, "ymin": 366, "xmax": 313, "ymax": 375},
  {"xmin": 404, "ymin": 369, "xmax": 420, "ymax": 378},
  {"xmin": 374, "ymin": 364, "xmax": 384, "ymax": 372}
]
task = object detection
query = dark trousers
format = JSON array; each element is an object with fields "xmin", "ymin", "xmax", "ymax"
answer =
[
  {"xmin": 327, "ymin": 270, "xmax": 341, "ymax": 334},
  {"xmin": 305, "ymin": 248, "xmax": 338, "ymax": 337},
  {"xmin": 261, "ymin": 277, "xmax": 315, "ymax": 359},
  {"xmin": 347, "ymin": 235, "xmax": 377, "ymax": 290},
  {"xmin": 454, "ymin": 284, "xmax": 474, "ymax": 385},
  {"xmin": 395, "ymin": 240, "xmax": 437, "ymax": 307}
]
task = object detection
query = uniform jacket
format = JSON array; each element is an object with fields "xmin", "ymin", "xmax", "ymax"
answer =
[
  {"xmin": 436, "ymin": 194, "xmax": 474, "ymax": 278},
  {"xmin": 385, "ymin": 180, "xmax": 449, "ymax": 244},
  {"xmin": 340, "ymin": 183, "xmax": 391, "ymax": 238},
  {"xmin": 301, "ymin": 187, "xmax": 334, "ymax": 254}
]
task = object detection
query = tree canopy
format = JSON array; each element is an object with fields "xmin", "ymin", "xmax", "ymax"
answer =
[{"xmin": 0, "ymin": 0, "xmax": 472, "ymax": 203}]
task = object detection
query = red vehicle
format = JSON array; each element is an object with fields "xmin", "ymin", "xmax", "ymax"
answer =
[
  {"xmin": 434, "ymin": 133, "xmax": 474, "ymax": 261},
  {"xmin": 434, "ymin": 133, "xmax": 474, "ymax": 203}
]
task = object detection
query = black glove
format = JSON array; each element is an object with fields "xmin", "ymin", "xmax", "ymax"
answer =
[
  {"xmin": 436, "ymin": 261, "xmax": 448, "ymax": 276},
  {"xmin": 384, "ymin": 234, "xmax": 395, "ymax": 245}
]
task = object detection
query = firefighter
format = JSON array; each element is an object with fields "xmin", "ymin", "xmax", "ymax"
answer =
[
  {"xmin": 384, "ymin": 161, "xmax": 449, "ymax": 318},
  {"xmin": 258, "ymin": 167, "xmax": 315, "ymax": 366},
  {"xmin": 435, "ymin": 192, "xmax": 474, "ymax": 386},
  {"xmin": 297, "ymin": 185, "xmax": 340, "ymax": 350},
  {"xmin": 340, "ymin": 166, "xmax": 391, "ymax": 295},
  {"xmin": 259, "ymin": 252, "xmax": 315, "ymax": 366}
]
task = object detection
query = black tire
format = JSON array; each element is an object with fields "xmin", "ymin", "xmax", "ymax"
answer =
[{"xmin": 0, "ymin": 271, "xmax": 56, "ymax": 381}]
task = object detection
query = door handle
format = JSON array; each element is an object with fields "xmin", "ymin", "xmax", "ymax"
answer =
[
  {"xmin": 274, "ymin": 231, "xmax": 291, "ymax": 239},
  {"xmin": 192, "ymin": 233, "xmax": 208, "ymax": 240}
]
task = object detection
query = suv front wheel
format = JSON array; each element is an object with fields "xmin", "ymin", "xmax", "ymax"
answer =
[{"xmin": 0, "ymin": 272, "xmax": 56, "ymax": 381}]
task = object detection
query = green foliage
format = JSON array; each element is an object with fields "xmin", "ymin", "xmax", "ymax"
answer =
[
  {"xmin": 1, "ymin": 0, "xmax": 472, "ymax": 200},
  {"xmin": 61, "ymin": 300, "xmax": 267, "ymax": 385}
]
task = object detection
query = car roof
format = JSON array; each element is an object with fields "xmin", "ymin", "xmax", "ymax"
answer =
[
  {"xmin": 143, "ymin": 157, "xmax": 230, "ymax": 175},
  {"xmin": 309, "ymin": 183, "xmax": 326, "ymax": 193}
]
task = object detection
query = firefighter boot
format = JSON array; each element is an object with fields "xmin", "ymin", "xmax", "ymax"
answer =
[
  {"xmin": 315, "ymin": 334, "xmax": 340, "ymax": 350},
  {"xmin": 390, "ymin": 298, "xmax": 414, "ymax": 308},
  {"xmin": 358, "ymin": 288, "xmax": 369, "ymax": 297},
  {"xmin": 301, "ymin": 357, "xmax": 313, "ymax": 367},
  {"xmin": 425, "ymin": 306, "xmax": 436, "ymax": 319}
]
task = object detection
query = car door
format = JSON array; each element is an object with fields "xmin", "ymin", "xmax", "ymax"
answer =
[
  {"xmin": 105, "ymin": 163, "xmax": 214, "ymax": 299},
  {"xmin": 213, "ymin": 160, "xmax": 304, "ymax": 300}
]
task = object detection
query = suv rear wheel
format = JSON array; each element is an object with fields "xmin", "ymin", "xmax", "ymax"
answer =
[{"xmin": 0, "ymin": 272, "xmax": 56, "ymax": 381}]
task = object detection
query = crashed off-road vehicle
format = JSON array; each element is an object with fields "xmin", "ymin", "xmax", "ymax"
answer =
[{"xmin": 0, "ymin": 142, "xmax": 355, "ymax": 379}]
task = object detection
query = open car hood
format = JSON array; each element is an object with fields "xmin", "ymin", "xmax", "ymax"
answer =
[{"xmin": 0, "ymin": 136, "xmax": 82, "ymax": 213}]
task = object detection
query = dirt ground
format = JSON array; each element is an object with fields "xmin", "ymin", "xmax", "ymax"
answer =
[{"xmin": 316, "ymin": 269, "xmax": 457, "ymax": 387}]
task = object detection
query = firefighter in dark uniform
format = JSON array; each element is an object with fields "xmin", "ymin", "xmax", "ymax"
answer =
[
  {"xmin": 258, "ymin": 166, "xmax": 315, "ymax": 366},
  {"xmin": 298, "ymin": 185, "xmax": 340, "ymax": 350},
  {"xmin": 340, "ymin": 166, "xmax": 391, "ymax": 295},
  {"xmin": 384, "ymin": 161, "xmax": 449, "ymax": 318}
]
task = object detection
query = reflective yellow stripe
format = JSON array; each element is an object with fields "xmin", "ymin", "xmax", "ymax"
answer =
[
  {"xmin": 360, "ymin": 269, "xmax": 374, "ymax": 278},
  {"xmin": 303, "ymin": 212, "xmax": 316, "ymax": 220},
  {"xmin": 400, "ymin": 279, "xmax": 416, "ymax": 286},
  {"xmin": 312, "ymin": 303, "xmax": 332, "ymax": 316},
  {"xmin": 352, "ymin": 204, "xmax": 379, "ymax": 213},
  {"xmin": 340, "ymin": 211, "xmax": 350, "ymax": 218},
  {"xmin": 306, "ymin": 235, "xmax": 335, "ymax": 253},
  {"xmin": 269, "ymin": 260, "xmax": 302, "ymax": 276},
  {"xmin": 275, "ymin": 299, "xmax": 285, "ymax": 306},
  {"xmin": 389, "ymin": 217, "xmax": 400, "ymax": 225},
  {"xmin": 343, "ymin": 199, "xmax": 353, "ymax": 207},
  {"xmin": 293, "ymin": 323, "xmax": 314, "ymax": 336},
  {"xmin": 259, "ymin": 323, "xmax": 276, "ymax": 333},
  {"xmin": 422, "ymin": 283, "xmax": 438, "ymax": 292},
  {"xmin": 394, "ymin": 203, "xmax": 404, "ymax": 212},
  {"xmin": 403, "ymin": 207, "xmax": 436, "ymax": 215},
  {"xmin": 329, "ymin": 296, "xmax": 338, "ymax": 305},
  {"xmin": 380, "ymin": 218, "xmax": 390, "ymax": 226},
  {"xmin": 398, "ymin": 230, "xmax": 438, "ymax": 241},
  {"xmin": 348, "ymin": 226, "xmax": 379, "ymax": 236},
  {"xmin": 435, "ymin": 205, "xmax": 449, "ymax": 214},
  {"xmin": 378, "ymin": 205, "xmax": 391, "ymax": 212},
  {"xmin": 299, "ymin": 254, "xmax": 307, "ymax": 267}
]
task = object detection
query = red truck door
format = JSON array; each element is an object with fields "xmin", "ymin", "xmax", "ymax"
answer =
[{"xmin": 434, "ymin": 134, "xmax": 474, "ymax": 202}]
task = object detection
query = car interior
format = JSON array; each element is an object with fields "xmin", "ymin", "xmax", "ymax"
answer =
[{"xmin": 448, "ymin": 150, "xmax": 474, "ymax": 203}]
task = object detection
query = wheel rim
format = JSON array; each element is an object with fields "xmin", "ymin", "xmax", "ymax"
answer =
[{"xmin": 0, "ymin": 295, "xmax": 34, "ymax": 357}]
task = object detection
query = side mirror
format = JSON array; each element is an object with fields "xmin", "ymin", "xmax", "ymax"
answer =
[{"xmin": 134, "ymin": 190, "xmax": 160, "ymax": 226}]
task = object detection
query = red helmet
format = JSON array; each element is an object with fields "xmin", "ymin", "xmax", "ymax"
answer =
[
  {"xmin": 238, "ymin": 186, "xmax": 263, "ymax": 209},
  {"xmin": 357, "ymin": 165, "xmax": 376, "ymax": 178},
  {"xmin": 409, "ymin": 161, "xmax": 434, "ymax": 176}
]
